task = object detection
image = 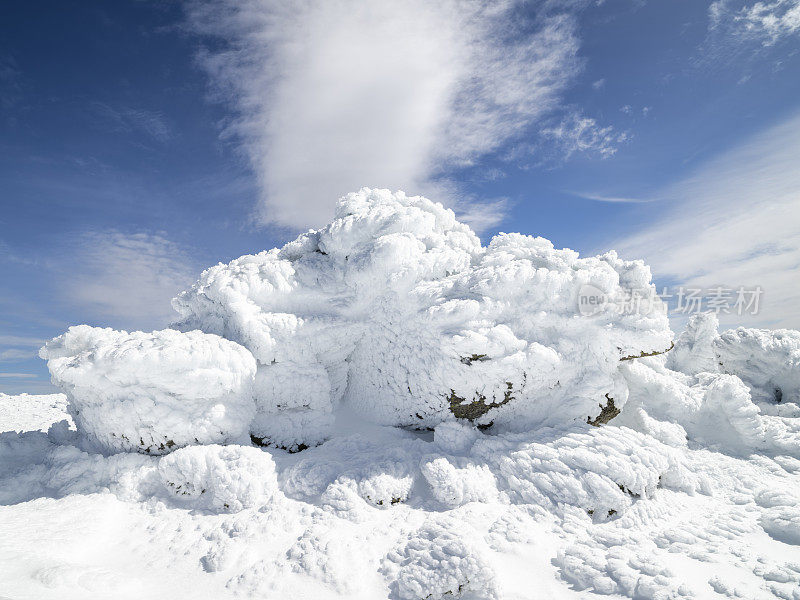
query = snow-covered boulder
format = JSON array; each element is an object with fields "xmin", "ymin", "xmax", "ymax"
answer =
[
  {"xmin": 668, "ymin": 314, "xmax": 800, "ymax": 405},
  {"xmin": 173, "ymin": 188, "xmax": 672, "ymax": 447},
  {"xmin": 40, "ymin": 326, "xmax": 257, "ymax": 454},
  {"xmin": 382, "ymin": 518, "xmax": 499, "ymax": 600},
  {"xmin": 716, "ymin": 327, "xmax": 800, "ymax": 405},
  {"xmin": 618, "ymin": 360, "xmax": 767, "ymax": 453},
  {"xmin": 158, "ymin": 444, "xmax": 280, "ymax": 512}
]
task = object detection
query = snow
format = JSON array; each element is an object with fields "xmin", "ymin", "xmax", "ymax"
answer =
[
  {"xmin": 0, "ymin": 392, "xmax": 71, "ymax": 433},
  {"xmin": 171, "ymin": 188, "xmax": 672, "ymax": 447},
  {"xmin": 1, "ymin": 189, "xmax": 799, "ymax": 599},
  {"xmin": 39, "ymin": 325, "xmax": 257, "ymax": 454}
]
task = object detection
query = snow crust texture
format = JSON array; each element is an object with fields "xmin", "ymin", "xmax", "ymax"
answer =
[{"xmin": 3, "ymin": 189, "xmax": 799, "ymax": 599}]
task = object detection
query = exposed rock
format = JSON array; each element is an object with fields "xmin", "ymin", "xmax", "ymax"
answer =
[
  {"xmin": 588, "ymin": 394, "xmax": 621, "ymax": 426},
  {"xmin": 448, "ymin": 382, "xmax": 515, "ymax": 421}
]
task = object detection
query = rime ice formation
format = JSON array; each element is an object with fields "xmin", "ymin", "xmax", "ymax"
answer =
[
  {"xmin": 5, "ymin": 187, "xmax": 800, "ymax": 599},
  {"xmin": 158, "ymin": 444, "xmax": 281, "ymax": 512},
  {"xmin": 616, "ymin": 313, "xmax": 800, "ymax": 456},
  {"xmin": 38, "ymin": 189, "xmax": 800, "ymax": 458},
  {"xmin": 668, "ymin": 313, "xmax": 800, "ymax": 405},
  {"xmin": 39, "ymin": 325, "xmax": 256, "ymax": 454},
  {"xmin": 169, "ymin": 188, "xmax": 672, "ymax": 449},
  {"xmin": 716, "ymin": 326, "xmax": 800, "ymax": 405}
]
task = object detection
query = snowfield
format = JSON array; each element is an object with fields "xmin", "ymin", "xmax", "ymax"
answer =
[{"xmin": 1, "ymin": 189, "xmax": 799, "ymax": 599}]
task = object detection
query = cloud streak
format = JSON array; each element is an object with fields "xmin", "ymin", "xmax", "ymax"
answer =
[
  {"xmin": 540, "ymin": 111, "xmax": 629, "ymax": 161},
  {"xmin": 612, "ymin": 112, "xmax": 800, "ymax": 329},
  {"xmin": 187, "ymin": 0, "xmax": 585, "ymax": 231},
  {"xmin": 62, "ymin": 232, "xmax": 199, "ymax": 330}
]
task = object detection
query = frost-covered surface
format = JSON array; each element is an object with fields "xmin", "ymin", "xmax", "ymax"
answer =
[
  {"xmin": 668, "ymin": 312, "xmax": 800, "ymax": 406},
  {"xmin": 0, "ymin": 392, "xmax": 71, "ymax": 433},
  {"xmin": 3, "ymin": 190, "xmax": 800, "ymax": 599},
  {"xmin": 2, "ymin": 388, "xmax": 800, "ymax": 599},
  {"xmin": 170, "ymin": 188, "xmax": 672, "ymax": 447},
  {"xmin": 716, "ymin": 327, "xmax": 800, "ymax": 405},
  {"xmin": 39, "ymin": 326, "xmax": 256, "ymax": 454}
]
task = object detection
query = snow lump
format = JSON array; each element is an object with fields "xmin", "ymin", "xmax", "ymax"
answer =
[{"xmin": 39, "ymin": 326, "xmax": 257, "ymax": 454}]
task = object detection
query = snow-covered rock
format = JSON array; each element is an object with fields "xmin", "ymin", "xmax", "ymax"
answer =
[
  {"xmin": 668, "ymin": 314, "xmax": 800, "ymax": 405},
  {"xmin": 382, "ymin": 518, "xmax": 499, "ymax": 600},
  {"xmin": 158, "ymin": 444, "xmax": 280, "ymax": 512},
  {"xmin": 618, "ymin": 360, "xmax": 767, "ymax": 454},
  {"xmin": 172, "ymin": 188, "xmax": 672, "ymax": 447},
  {"xmin": 716, "ymin": 327, "xmax": 800, "ymax": 405},
  {"xmin": 39, "ymin": 326, "xmax": 257, "ymax": 454},
  {"xmin": 472, "ymin": 424, "xmax": 697, "ymax": 518}
]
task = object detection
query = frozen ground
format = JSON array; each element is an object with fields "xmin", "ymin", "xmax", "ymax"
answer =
[
  {"xmin": 1, "ymin": 392, "xmax": 800, "ymax": 599},
  {"xmin": 1, "ymin": 190, "xmax": 799, "ymax": 599}
]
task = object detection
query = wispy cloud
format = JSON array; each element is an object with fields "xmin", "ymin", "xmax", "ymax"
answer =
[
  {"xmin": 709, "ymin": 0, "xmax": 800, "ymax": 46},
  {"xmin": 0, "ymin": 373, "xmax": 37, "ymax": 379},
  {"xmin": 187, "ymin": 0, "xmax": 590, "ymax": 231},
  {"xmin": 0, "ymin": 335, "xmax": 45, "ymax": 348},
  {"xmin": 0, "ymin": 349, "xmax": 33, "ymax": 361},
  {"xmin": 574, "ymin": 192, "xmax": 653, "ymax": 204},
  {"xmin": 539, "ymin": 111, "xmax": 629, "ymax": 161},
  {"xmin": 612, "ymin": 112, "xmax": 800, "ymax": 329},
  {"xmin": 60, "ymin": 231, "xmax": 199, "ymax": 330},
  {"xmin": 0, "ymin": 54, "xmax": 25, "ymax": 123},
  {"xmin": 90, "ymin": 101, "xmax": 173, "ymax": 143}
]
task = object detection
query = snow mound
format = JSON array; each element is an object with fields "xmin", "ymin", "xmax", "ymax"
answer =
[
  {"xmin": 619, "ymin": 361, "xmax": 767, "ymax": 453},
  {"xmin": 280, "ymin": 428, "xmax": 428, "ymax": 516},
  {"xmin": 625, "ymin": 314, "xmax": 800, "ymax": 456},
  {"xmin": 420, "ymin": 456, "xmax": 499, "ymax": 507},
  {"xmin": 472, "ymin": 424, "xmax": 696, "ymax": 518},
  {"xmin": 716, "ymin": 326, "xmax": 800, "ymax": 405},
  {"xmin": 172, "ymin": 187, "xmax": 672, "ymax": 447},
  {"xmin": 40, "ymin": 326, "xmax": 257, "ymax": 454},
  {"xmin": 669, "ymin": 313, "xmax": 800, "ymax": 405},
  {"xmin": 666, "ymin": 312, "xmax": 720, "ymax": 375},
  {"xmin": 158, "ymin": 444, "xmax": 280, "ymax": 512},
  {"xmin": 382, "ymin": 518, "xmax": 499, "ymax": 600}
]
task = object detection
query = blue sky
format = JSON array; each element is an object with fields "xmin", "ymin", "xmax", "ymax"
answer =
[{"xmin": 2, "ymin": 0, "xmax": 799, "ymax": 393}]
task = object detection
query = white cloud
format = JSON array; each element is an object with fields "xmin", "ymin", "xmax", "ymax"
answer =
[
  {"xmin": 611, "ymin": 112, "xmax": 800, "ymax": 329},
  {"xmin": 540, "ymin": 111, "xmax": 628, "ymax": 160},
  {"xmin": 0, "ymin": 349, "xmax": 32, "ymax": 361},
  {"xmin": 62, "ymin": 232, "xmax": 199, "ymax": 330},
  {"xmin": 187, "ymin": 0, "xmax": 585, "ymax": 231},
  {"xmin": 709, "ymin": 0, "xmax": 800, "ymax": 46}
]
